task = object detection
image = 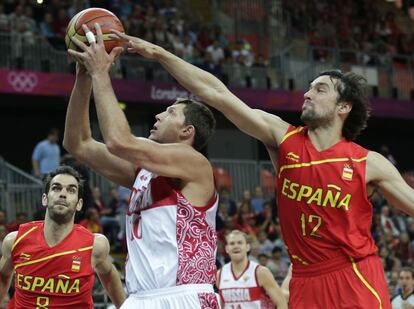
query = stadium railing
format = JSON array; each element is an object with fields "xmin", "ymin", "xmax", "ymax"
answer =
[
  {"xmin": 0, "ymin": 157, "xmax": 43, "ymax": 221},
  {"xmin": 1, "ymin": 31, "xmax": 412, "ymax": 98}
]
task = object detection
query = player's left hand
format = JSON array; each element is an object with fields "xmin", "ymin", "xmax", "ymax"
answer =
[{"xmin": 68, "ymin": 23, "xmax": 123, "ymax": 76}]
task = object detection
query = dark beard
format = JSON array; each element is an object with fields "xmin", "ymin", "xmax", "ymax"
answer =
[
  {"xmin": 47, "ymin": 207, "xmax": 74, "ymax": 224},
  {"xmin": 301, "ymin": 109, "xmax": 334, "ymax": 130}
]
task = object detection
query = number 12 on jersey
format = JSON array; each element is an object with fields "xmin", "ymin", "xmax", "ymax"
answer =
[{"xmin": 300, "ymin": 213, "xmax": 322, "ymax": 238}]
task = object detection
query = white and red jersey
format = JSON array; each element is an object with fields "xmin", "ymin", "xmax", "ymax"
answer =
[
  {"xmin": 125, "ymin": 168, "xmax": 218, "ymax": 293},
  {"xmin": 219, "ymin": 261, "xmax": 274, "ymax": 309}
]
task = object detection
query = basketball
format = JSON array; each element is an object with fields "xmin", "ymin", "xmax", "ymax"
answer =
[{"xmin": 65, "ymin": 8, "xmax": 124, "ymax": 53}]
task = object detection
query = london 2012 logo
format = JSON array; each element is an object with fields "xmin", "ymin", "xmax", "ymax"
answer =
[{"xmin": 7, "ymin": 71, "xmax": 38, "ymax": 92}]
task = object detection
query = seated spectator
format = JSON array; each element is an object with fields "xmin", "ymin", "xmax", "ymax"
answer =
[
  {"xmin": 219, "ymin": 188, "xmax": 237, "ymax": 217},
  {"xmin": 6, "ymin": 212, "xmax": 28, "ymax": 232},
  {"xmin": 206, "ymin": 40, "xmax": 225, "ymax": 65},
  {"xmin": 100, "ymin": 188, "xmax": 121, "ymax": 248},
  {"xmin": 395, "ymin": 232, "xmax": 413, "ymax": 266},
  {"xmin": 0, "ymin": 210, "xmax": 6, "ymax": 229},
  {"xmin": 92, "ymin": 186, "xmax": 105, "ymax": 214},
  {"xmin": 0, "ymin": 4, "xmax": 10, "ymax": 32},
  {"xmin": 0, "ymin": 225, "xmax": 6, "ymax": 256},
  {"xmin": 267, "ymin": 246, "xmax": 289, "ymax": 280},
  {"xmin": 79, "ymin": 208, "xmax": 102, "ymax": 233}
]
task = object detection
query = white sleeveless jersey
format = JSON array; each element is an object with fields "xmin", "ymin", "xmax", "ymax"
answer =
[
  {"xmin": 219, "ymin": 261, "xmax": 275, "ymax": 309},
  {"xmin": 125, "ymin": 168, "xmax": 218, "ymax": 293}
]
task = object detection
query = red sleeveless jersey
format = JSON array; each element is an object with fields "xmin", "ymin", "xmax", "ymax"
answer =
[
  {"xmin": 277, "ymin": 126, "xmax": 377, "ymax": 266},
  {"xmin": 10, "ymin": 221, "xmax": 95, "ymax": 309}
]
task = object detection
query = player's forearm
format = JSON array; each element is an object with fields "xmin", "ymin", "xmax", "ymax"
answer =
[
  {"xmin": 155, "ymin": 47, "xmax": 227, "ymax": 109},
  {"xmin": 63, "ymin": 77, "xmax": 93, "ymax": 154},
  {"xmin": 91, "ymin": 72, "xmax": 133, "ymax": 152},
  {"xmin": 98, "ymin": 265, "xmax": 126, "ymax": 308},
  {"xmin": 0, "ymin": 274, "xmax": 12, "ymax": 303}
]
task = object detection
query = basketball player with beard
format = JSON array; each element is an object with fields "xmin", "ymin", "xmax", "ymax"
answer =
[{"xmin": 109, "ymin": 32, "xmax": 414, "ymax": 308}]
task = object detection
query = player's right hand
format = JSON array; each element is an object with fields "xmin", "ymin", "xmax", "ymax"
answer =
[{"xmin": 109, "ymin": 30, "xmax": 161, "ymax": 60}]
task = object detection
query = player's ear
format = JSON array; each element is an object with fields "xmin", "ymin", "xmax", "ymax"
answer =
[
  {"xmin": 76, "ymin": 198, "xmax": 84, "ymax": 211},
  {"xmin": 338, "ymin": 101, "xmax": 352, "ymax": 114},
  {"xmin": 181, "ymin": 125, "xmax": 195, "ymax": 138},
  {"xmin": 41, "ymin": 193, "xmax": 48, "ymax": 207}
]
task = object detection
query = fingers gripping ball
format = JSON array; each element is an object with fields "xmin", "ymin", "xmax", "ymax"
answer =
[{"xmin": 65, "ymin": 8, "xmax": 125, "ymax": 53}]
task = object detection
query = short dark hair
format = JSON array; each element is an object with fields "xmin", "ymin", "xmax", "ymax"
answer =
[
  {"xmin": 317, "ymin": 70, "xmax": 371, "ymax": 141},
  {"xmin": 401, "ymin": 267, "xmax": 414, "ymax": 279},
  {"xmin": 48, "ymin": 128, "xmax": 60, "ymax": 136},
  {"xmin": 43, "ymin": 166, "xmax": 84, "ymax": 198},
  {"xmin": 174, "ymin": 98, "xmax": 216, "ymax": 150}
]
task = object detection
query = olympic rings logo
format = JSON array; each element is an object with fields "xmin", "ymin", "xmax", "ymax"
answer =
[{"xmin": 7, "ymin": 71, "xmax": 38, "ymax": 92}]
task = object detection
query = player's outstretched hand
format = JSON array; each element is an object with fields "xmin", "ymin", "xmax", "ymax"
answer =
[
  {"xmin": 109, "ymin": 30, "xmax": 160, "ymax": 60},
  {"xmin": 68, "ymin": 23, "xmax": 123, "ymax": 76}
]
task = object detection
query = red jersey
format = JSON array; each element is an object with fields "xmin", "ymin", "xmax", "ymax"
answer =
[
  {"xmin": 9, "ymin": 221, "xmax": 95, "ymax": 309},
  {"xmin": 277, "ymin": 126, "xmax": 377, "ymax": 266}
]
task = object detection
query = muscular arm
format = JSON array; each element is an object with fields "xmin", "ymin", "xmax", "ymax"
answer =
[
  {"xmin": 63, "ymin": 64, "xmax": 136, "ymax": 188},
  {"xmin": 281, "ymin": 264, "xmax": 292, "ymax": 301},
  {"xmin": 111, "ymin": 32, "xmax": 290, "ymax": 147},
  {"xmin": 92, "ymin": 234, "xmax": 126, "ymax": 308},
  {"xmin": 90, "ymin": 72, "xmax": 214, "ymax": 204},
  {"xmin": 366, "ymin": 151, "xmax": 414, "ymax": 216},
  {"xmin": 257, "ymin": 266, "xmax": 288, "ymax": 309},
  {"xmin": 0, "ymin": 232, "xmax": 17, "ymax": 302}
]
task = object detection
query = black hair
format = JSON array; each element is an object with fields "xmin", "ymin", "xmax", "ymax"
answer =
[
  {"xmin": 43, "ymin": 165, "xmax": 84, "ymax": 199},
  {"xmin": 317, "ymin": 70, "xmax": 371, "ymax": 141}
]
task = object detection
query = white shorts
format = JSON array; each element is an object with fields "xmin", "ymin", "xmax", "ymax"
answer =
[{"xmin": 120, "ymin": 284, "xmax": 220, "ymax": 309}]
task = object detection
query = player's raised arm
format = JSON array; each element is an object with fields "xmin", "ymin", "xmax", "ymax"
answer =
[
  {"xmin": 92, "ymin": 234, "xmax": 126, "ymax": 308},
  {"xmin": 63, "ymin": 61, "xmax": 136, "ymax": 188},
  {"xmin": 68, "ymin": 24, "xmax": 215, "ymax": 195},
  {"xmin": 0, "ymin": 232, "xmax": 17, "ymax": 302},
  {"xmin": 110, "ymin": 31, "xmax": 290, "ymax": 147},
  {"xmin": 367, "ymin": 151, "xmax": 414, "ymax": 216}
]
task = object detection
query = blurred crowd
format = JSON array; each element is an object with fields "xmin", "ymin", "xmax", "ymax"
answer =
[
  {"xmin": 283, "ymin": 0, "xmax": 414, "ymax": 64},
  {"xmin": 1, "ymin": 0, "xmax": 414, "ymax": 305},
  {"xmin": 0, "ymin": 0, "xmax": 268, "ymax": 81}
]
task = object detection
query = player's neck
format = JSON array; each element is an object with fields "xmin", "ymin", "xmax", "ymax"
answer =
[
  {"xmin": 231, "ymin": 257, "xmax": 249, "ymax": 275},
  {"xmin": 43, "ymin": 219, "xmax": 74, "ymax": 247},
  {"xmin": 307, "ymin": 126, "xmax": 343, "ymax": 151},
  {"xmin": 402, "ymin": 288, "xmax": 414, "ymax": 298}
]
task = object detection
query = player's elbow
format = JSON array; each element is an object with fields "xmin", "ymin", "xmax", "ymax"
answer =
[{"xmin": 106, "ymin": 138, "xmax": 127, "ymax": 157}]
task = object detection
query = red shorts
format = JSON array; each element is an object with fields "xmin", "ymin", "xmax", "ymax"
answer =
[{"xmin": 289, "ymin": 254, "xmax": 391, "ymax": 309}]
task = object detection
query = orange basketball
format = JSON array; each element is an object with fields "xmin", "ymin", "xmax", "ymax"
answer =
[{"xmin": 65, "ymin": 8, "xmax": 124, "ymax": 53}]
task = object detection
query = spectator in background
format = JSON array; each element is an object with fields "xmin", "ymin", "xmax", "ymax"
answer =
[
  {"xmin": 5, "ymin": 212, "xmax": 28, "ymax": 232},
  {"xmin": 267, "ymin": 246, "xmax": 289, "ymax": 280},
  {"xmin": 79, "ymin": 208, "xmax": 103, "ymax": 234},
  {"xmin": 0, "ymin": 211, "xmax": 5, "ymax": 229},
  {"xmin": 392, "ymin": 267, "xmax": 414, "ymax": 308},
  {"xmin": 219, "ymin": 188, "xmax": 237, "ymax": 216},
  {"xmin": 0, "ymin": 225, "xmax": 6, "ymax": 256},
  {"xmin": 32, "ymin": 128, "xmax": 60, "ymax": 179},
  {"xmin": 92, "ymin": 186, "xmax": 105, "ymax": 214},
  {"xmin": 251, "ymin": 186, "xmax": 265, "ymax": 214},
  {"xmin": 395, "ymin": 232, "xmax": 413, "ymax": 267},
  {"xmin": 100, "ymin": 187, "xmax": 120, "ymax": 248},
  {"xmin": 381, "ymin": 144, "xmax": 398, "ymax": 166},
  {"xmin": 0, "ymin": 4, "xmax": 10, "ymax": 32},
  {"xmin": 206, "ymin": 40, "xmax": 224, "ymax": 65}
]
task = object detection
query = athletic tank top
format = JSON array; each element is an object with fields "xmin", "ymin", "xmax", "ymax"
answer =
[
  {"xmin": 277, "ymin": 125, "xmax": 377, "ymax": 266},
  {"xmin": 11, "ymin": 221, "xmax": 94, "ymax": 309},
  {"xmin": 219, "ymin": 260, "xmax": 274, "ymax": 309},
  {"xmin": 125, "ymin": 168, "xmax": 218, "ymax": 293}
]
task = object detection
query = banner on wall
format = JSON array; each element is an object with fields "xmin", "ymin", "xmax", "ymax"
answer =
[{"xmin": 0, "ymin": 69, "xmax": 413, "ymax": 119}]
